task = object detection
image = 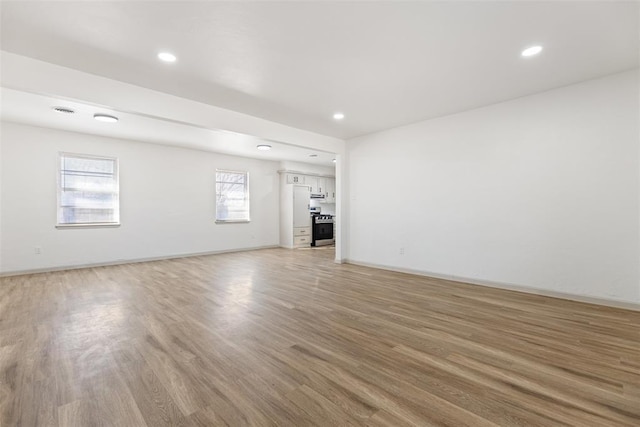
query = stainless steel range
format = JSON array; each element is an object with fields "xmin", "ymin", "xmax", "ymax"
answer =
[{"xmin": 311, "ymin": 214, "xmax": 334, "ymax": 246}]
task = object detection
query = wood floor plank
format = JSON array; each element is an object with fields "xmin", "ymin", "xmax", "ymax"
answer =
[
  {"xmin": 1, "ymin": 247, "xmax": 639, "ymax": 426},
  {"xmin": 184, "ymin": 404, "xmax": 230, "ymax": 427},
  {"xmin": 116, "ymin": 357, "xmax": 186, "ymax": 427},
  {"xmin": 133, "ymin": 335, "xmax": 207, "ymax": 416}
]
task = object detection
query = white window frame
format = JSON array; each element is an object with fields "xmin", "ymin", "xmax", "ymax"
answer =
[
  {"xmin": 57, "ymin": 152, "xmax": 120, "ymax": 228},
  {"xmin": 215, "ymin": 169, "xmax": 250, "ymax": 223}
]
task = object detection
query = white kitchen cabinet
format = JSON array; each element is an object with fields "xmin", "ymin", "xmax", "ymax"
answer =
[
  {"xmin": 294, "ymin": 226, "xmax": 311, "ymax": 237},
  {"xmin": 305, "ymin": 176, "xmax": 319, "ymax": 193},
  {"xmin": 286, "ymin": 173, "xmax": 306, "ymax": 184},
  {"xmin": 306, "ymin": 176, "xmax": 333, "ymax": 199},
  {"xmin": 293, "ymin": 235, "xmax": 311, "ymax": 246},
  {"xmin": 279, "ymin": 176, "xmax": 312, "ymax": 248},
  {"xmin": 293, "ymin": 185, "xmax": 311, "ymax": 228},
  {"xmin": 323, "ymin": 178, "xmax": 336, "ymax": 203},
  {"xmin": 307, "ymin": 176, "xmax": 332, "ymax": 195},
  {"xmin": 317, "ymin": 177, "xmax": 327, "ymax": 195}
]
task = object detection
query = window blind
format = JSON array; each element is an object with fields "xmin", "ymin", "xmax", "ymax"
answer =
[
  {"xmin": 216, "ymin": 170, "xmax": 250, "ymax": 222},
  {"xmin": 58, "ymin": 153, "xmax": 120, "ymax": 226}
]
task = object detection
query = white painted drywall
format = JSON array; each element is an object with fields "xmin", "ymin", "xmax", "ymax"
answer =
[
  {"xmin": 0, "ymin": 122, "xmax": 280, "ymax": 273},
  {"xmin": 347, "ymin": 70, "xmax": 640, "ymax": 303},
  {"xmin": 1, "ymin": 52, "xmax": 345, "ymax": 155},
  {"xmin": 279, "ymin": 160, "xmax": 335, "ymax": 177}
]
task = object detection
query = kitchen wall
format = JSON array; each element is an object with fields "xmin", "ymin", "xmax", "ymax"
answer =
[
  {"xmin": 347, "ymin": 70, "xmax": 640, "ymax": 304},
  {"xmin": 0, "ymin": 122, "xmax": 280, "ymax": 274},
  {"xmin": 319, "ymin": 203, "xmax": 335, "ymax": 216},
  {"xmin": 310, "ymin": 199, "xmax": 335, "ymax": 215}
]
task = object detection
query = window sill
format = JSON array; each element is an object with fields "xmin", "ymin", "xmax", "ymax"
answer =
[
  {"xmin": 56, "ymin": 223, "xmax": 121, "ymax": 229},
  {"xmin": 215, "ymin": 220, "xmax": 250, "ymax": 224}
]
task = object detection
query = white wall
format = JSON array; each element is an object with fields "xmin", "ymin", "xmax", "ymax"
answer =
[
  {"xmin": 279, "ymin": 160, "xmax": 335, "ymax": 177},
  {"xmin": 347, "ymin": 70, "xmax": 640, "ymax": 303},
  {"xmin": 0, "ymin": 122, "xmax": 280, "ymax": 273}
]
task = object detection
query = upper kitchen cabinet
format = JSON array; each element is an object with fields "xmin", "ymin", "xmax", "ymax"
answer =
[
  {"xmin": 283, "ymin": 171, "xmax": 335, "ymax": 203},
  {"xmin": 323, "ymin": 178, "xmax": 336, "ymax": 203},
  {"xmin": 317, "ymin": 177, "xmax": 327, "ymax": 195},
  {"xmin": 286, "ymin": 173, "xmax": 306, "ymax": 185},
  {"xmin": 305, "ymin": 176, "xmax": 318, "ymax": 193},
  {"xmin": 307, "ymin": 176, "xmax": 331, "ymax": 197}
]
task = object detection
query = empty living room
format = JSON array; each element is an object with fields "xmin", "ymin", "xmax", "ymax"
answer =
[{"xmin": 0, "ymin": 1, "xmax": 638, "ymax": 426}]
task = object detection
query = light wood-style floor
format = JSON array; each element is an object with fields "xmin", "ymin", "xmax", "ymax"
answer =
[{"xmin": 1, "ymin": 247, "xmax": 639, "ymax": 426}]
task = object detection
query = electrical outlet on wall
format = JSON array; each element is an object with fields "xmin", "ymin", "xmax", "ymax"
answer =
[{"xmin": 34, "ymin": 246, "xmax": 41, "ymax": 255}]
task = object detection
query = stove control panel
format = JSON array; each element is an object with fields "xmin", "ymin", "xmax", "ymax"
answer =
[{"xmin": 313, "ymin": 215, "xmax": 334, "ymax": 224}]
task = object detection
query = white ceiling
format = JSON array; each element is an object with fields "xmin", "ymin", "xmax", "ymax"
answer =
[
  {"xmin": 0, "ymin": 1, "xmax": 638, "ymax": 141},
  {"xmin": 0, "ymin": 88, "xmax": 337, "ymax": 166}
]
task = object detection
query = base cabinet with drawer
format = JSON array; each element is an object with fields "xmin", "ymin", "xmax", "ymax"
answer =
[
  {"xmin": 293, "ymin": 226, "xmax": 312, "ymax": 247},
  {"xmin": 294, "ymin": 235, "xmax": 311, "ymax": 246},
  {"xmin": 294, "ymin": 226, "xmax": 311, "ymax": 237}
]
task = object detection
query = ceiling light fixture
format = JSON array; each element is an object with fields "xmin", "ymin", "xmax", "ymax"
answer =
[
  {"xmin": 333, "ymin": 112, "xmax": 345, "ymax": 120},
  {"xmin": 257, "ymin": 144, "xmax": 272, "ymax": 151},
  {"xmin": 53, "ymin": 106, "xmax": 75, "ymax": 114},
  {"xmin": 93, "ymin": 113, "xmax": 119, "ymax": 123},
  {"xmin": 332, "ymin": 159, "xmax": 337, "ymax": 163},
  {"xmin": 158, "ymin": 52, "xmax": 177, "ymax": 63},
  {"xmin": 521, "ymin": 45, "xmax": 543, "ymax": 57}
]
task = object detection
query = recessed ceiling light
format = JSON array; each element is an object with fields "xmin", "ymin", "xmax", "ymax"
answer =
[
  {"xmin": 521, "ymin": 45, "xmax": 543, "ymax": 57},
  {"xmin": 332, "ymin": 159, "xmax": 337, "ymax": 163},
  {"xmin": 158, "ymin": 52, "xmax": 177, "ymax": 63},
  {"xmin": 257, "ymin": 144, "xmax": 272, "ymax": 151},
  {"xmin": 53, "ymin": 106, "xmax": 75, "ymax": 114},
  {"xmin": 93, "ymin": 113, "xmax": 119, "ymax": 123},
  {"xmin": 333, "ymin": 112, "xmax": 345, "ymax": 120}
]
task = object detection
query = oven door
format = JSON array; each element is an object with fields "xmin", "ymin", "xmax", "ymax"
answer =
[{"xmin": 312, "ymin": 222, "xmax": 334, "ymax": 246}]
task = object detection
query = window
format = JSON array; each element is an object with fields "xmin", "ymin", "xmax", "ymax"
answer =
[
  {"xmin": 216, "ymin": 170, "xmax": 250, "ymax": 222},
  {"xmin": 57, "ymin": 153, "xmax": 119, "ymax": 226}
]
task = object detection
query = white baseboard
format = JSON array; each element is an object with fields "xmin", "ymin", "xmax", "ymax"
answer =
[
  {"xmin": 0, "ymin": 245, "xmax": 280, "ymax": 277},
  {"xmin": 346, "ymin": 259, "xmax": 640, "ymax": 312}
]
